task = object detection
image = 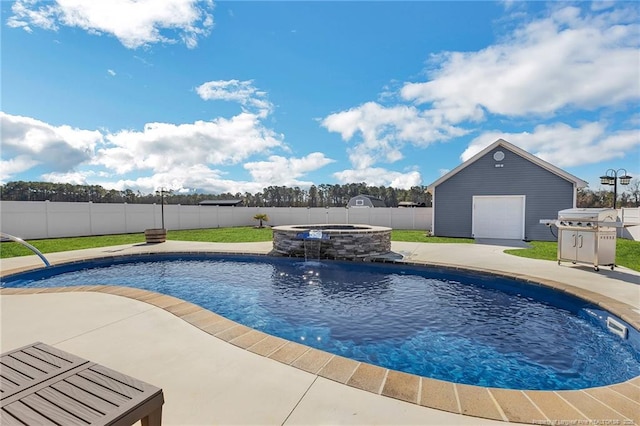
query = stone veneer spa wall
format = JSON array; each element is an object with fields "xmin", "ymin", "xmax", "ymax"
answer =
[{"xmin": 272, "ymin": 224, "xmax": 392, "ymax": 260}]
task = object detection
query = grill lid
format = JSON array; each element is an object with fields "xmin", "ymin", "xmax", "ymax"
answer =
[{"xmin": 558, "ymin": 208, "xmax": 617, "ymax": 222}]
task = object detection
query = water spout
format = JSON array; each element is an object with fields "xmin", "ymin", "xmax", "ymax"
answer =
[{"xmin": 301, "ymin": 230, "xmax": 324, "ymax": 262}]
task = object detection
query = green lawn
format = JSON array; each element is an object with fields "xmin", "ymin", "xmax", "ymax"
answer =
[
  {"xmin": 2, "ymin": 228, "xmax": 638, "ymax": 272},
  {"xmin": 0, "ymin": 227, "xmax": 272, "ymax": 258},
  {"xmin": 505, "ymin": 239, "xmax": 640, "ymax": 272},
  {"xmin": 168, "ymin": 227, "xmax": 273, "ymax": 242},
  {"xmin": 1, "ymin": 233, "xmax": 146, "ymax": 258}
]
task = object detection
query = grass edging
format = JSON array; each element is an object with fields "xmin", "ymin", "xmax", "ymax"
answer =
[
  {"xmin": 505, "ymin": 239, "xmax": 639, "ymax": 272},
  {"xmin": 1, "ymin": 228, "xmax": 638, "ymax": 272}
]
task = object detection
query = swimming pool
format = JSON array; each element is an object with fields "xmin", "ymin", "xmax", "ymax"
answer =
[{"xmin": 2, "ymin": 253, "xmax": 639, "ymax": 391}]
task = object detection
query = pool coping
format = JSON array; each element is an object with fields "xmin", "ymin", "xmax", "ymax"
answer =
[{"xmin": 1, "ymin": 251, "xmax": 639, "ymax": 425}]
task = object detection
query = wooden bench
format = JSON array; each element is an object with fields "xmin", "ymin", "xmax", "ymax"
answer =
[{"xmin": 1, "ymin": 342, "xmax": 164, "ymax": 425}]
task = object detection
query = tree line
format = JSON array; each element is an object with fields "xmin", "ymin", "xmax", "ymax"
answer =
[
  {"xmin": 0, "ymin": 181, "xmax": 431, "ymax": 207},
  {"xmin": 1, "ymin": 180, "xmax": 638, "ymax": 208},
  {"xmin": 576, "ymin": 183, "xmax": 640, "ymax": 208}
]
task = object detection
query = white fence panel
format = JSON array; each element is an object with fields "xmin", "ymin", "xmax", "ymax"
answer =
[
  {"xmin": 1, "ymin": 201, "xmax": 48, "ymax": 239},
  {"xmin": 47, "ymin": 202, "xmax": 92, "ymax": 238},
  {"xmin": 326, "ymin": 208, "xmax": 348, "ymax": 223},
  {"xmin": 620, "ymin": 207, "xmax": 640, "ymax": 240},
  {"xmin": 218, "ymin": 206, "xmax": 242, "ymax": 228},
  {"xmin": 198, "ymin": 206, "xmax": 219, "ymax": 228},
  {"xmin": 0, "ymin": 201, "xmax": 435, "ymax": 240},
  {"xmin": 369, "ymin": 208, "xmax": 393, "ymax": 227},
  {"xmin": 160, "ymin": 205, "xmax": 179, "ymax": 230},
  {"xmin": 307, "ymin": 208, "xmax": 330, "ymax": 224},
  {"xmin": 262, "ymin": 207, "xmax": 297, "ymax": 226},
  {"xmin": 126, "ymin": 204, "xmax": 154, "ymax": 232},
  {"xmin": 177, "ymin": 205, "xmax": 199, "ymax": 230},
  {"xmin": 391, "ymin": 208, "xmax": 418, "ymax": 229},
  {"xmin": 91, "ymin": 203, "xmax": 127, "ymax": 235},
  {"xmin": 620, "ymin": 207, "xmax": 640, "ymax": 224},
  {"xmin": 347, "ymin": 208, "xmax": 371, "ymax": 224}
]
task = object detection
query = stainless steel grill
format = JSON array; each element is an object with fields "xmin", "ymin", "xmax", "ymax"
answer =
[{"xmin": 555, "ymin": 208, "xmax": 618, "ymax": 271}]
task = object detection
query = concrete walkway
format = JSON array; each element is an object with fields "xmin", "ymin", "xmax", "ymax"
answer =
[
  {"xmin": 1, "ymin": 241, "xmax": 639, "ymax": 425},
  {"xmin": 393, "ymin": 241, "xmax": 640, "ymax": 310}
]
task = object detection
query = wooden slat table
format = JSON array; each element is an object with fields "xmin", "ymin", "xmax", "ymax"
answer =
[{"xmin": 1, "ymin": 342, "xmax": 164, "ymax": 425}]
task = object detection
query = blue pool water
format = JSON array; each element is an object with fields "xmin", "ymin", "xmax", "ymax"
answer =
[{"xmin": 3, "ymin": 254, "xmax": 639, "ymax": 390}]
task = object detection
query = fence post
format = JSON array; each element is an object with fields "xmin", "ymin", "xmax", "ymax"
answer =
[
  {"xmin": 89, "ymin": 201, "xmax": 93, "ymax": 235},
  {"xmin": 45, "ymin": 200, "xmax": 50, "ymax": 238},
  {"xmin": 412, "ymin": 207, "xmax": 416, "ymax": 230}
]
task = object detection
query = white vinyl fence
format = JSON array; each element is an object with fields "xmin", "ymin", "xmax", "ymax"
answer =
[
  {"xmin": 2, "ymin": 201, "xmax": 637, "ymax": 241},
  {"xmin": 0, "ymin": 201, "xmax": 433, "ymax": 240},
  {"xmin": 620, "ymin": 207, "xmax": 640, "ymax": 240}
]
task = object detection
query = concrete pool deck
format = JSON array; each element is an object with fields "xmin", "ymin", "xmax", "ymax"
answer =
[{"xmin": 1, "ymin": 240, "xmax": 639, "ymax": 425}]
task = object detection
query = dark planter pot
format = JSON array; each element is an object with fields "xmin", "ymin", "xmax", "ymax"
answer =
[{"xmin": 144, "ymin": 228, "xmax": 167, "ymax": 243}]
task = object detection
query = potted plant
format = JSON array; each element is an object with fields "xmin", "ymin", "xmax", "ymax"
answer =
[
  {"xmin": 144, "ymin": 228, "xmax": 166, "ymax": 243},
  {"xmin": 253, "ymin": 213, "xmax": 269, "ymax": 228}
]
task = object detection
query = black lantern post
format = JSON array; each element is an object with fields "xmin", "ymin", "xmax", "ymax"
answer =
[
  {"xmin": 156, "ymin": 187, "xmax": 170, "ymax": 229},
  {"xmin": 599, "ymin": 169, "xmax": 632, "ymax": 209}
]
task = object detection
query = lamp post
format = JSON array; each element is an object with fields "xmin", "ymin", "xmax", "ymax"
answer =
[
  {"xmin": 599, "ymin": 169, "xmax": 632, "ymax": 209},
  {"xmin": 155, "ymin": 187, "xmax": 170, "ymax": 229}
]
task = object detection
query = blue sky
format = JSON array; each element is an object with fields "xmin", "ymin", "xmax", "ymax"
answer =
[{"xmin": 2, "ymin": 0, "xmax": 639, "ymax": 196}]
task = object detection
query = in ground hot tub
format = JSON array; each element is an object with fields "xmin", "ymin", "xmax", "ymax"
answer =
[{"xmin": 272, "ymin": 224, "xmax": 392, "ymax": 260}]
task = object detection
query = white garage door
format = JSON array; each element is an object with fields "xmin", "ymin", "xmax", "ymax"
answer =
[{"xmin": 472, "ymin": 196, "xmax": 525, "ymax": 239}]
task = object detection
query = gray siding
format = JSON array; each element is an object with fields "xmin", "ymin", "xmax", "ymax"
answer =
[
  {"xmin": 347, "ymin": 196, "xmax": 374, "ymax": 208},
  {"xmin": 347, "ymin": 195, "xmax": 386, "ymax": 208},
  {"xmin": 434, "ymin": 146, "xmax": 574, "ymax": 241}
]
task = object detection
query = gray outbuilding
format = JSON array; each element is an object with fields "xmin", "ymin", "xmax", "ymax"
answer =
[
  {"xmin": 427, "ymin": 139, "xmax": 588, "ymax": 241},
  {"xmin": 347, "ymin": 194, "xmax": 387, "ymax": 208}
]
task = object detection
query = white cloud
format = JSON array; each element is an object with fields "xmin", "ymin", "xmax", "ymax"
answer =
[
  {"xmin": 196, "ymin": 79, "xmax": 273, "ymax": 117},
  {"xmin": 7, "ymin": 0, "xmax": 215, "ymax": 49},
  {"xmin": 107, "ymin": 69, "xmax": 116, "ymax": 76},
  {"xmin": 0, "ymin": 110, "xmax": 339, "ymax": 194},
  {"xmin": 401, "ymin": 5, "xmax": 639, "ymax": 119},
  {"xmin": 322, "ymin": 101, "xmax": 467, "ymax": 169},
  {"xmin": 1, "ymin": 112, "xmax": 102, "ymax": 175},
  {"xmin": 333, "ymin": 168, "xmax": 422, "ymax": 190},
  {"xmin": 461, "ymin": 122, "xmax": 640, "ymax": 168},
  {"xmin": 0, "ymin": 156, "xmax": 41, "ymax": 182},
  {"xmin": 321, "ymin": 4, "xmax": 638, "ymax": 182},
  {"xmin": 41, "ymin": 171, "xmax": 92, "ymax": 185},
  {"xmin": 96, "ymin": 113, "xmax": 284, "ymax": 174},
  {"xmin": 6, "ymin": 1, "xmax": 58, "ymax": 32},
  {"xmin": 244, "ymin": 153, "xmax": 335, "ymax": 187},
  {"xmin": 101, "ymin": 164, "xmax": 266, "ymax": 195}
]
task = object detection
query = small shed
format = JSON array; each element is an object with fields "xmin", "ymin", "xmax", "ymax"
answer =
[
  {"xmin": 199, "ymin": 199, "xmax": 244, "ymax": 207},
  {"xmin": 347, "ymin": 194, "xmax": 387, "ymax": 208},
  {"xmin": 427, "ymin": 139, "xmax": 587, "ymax": 241}
]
